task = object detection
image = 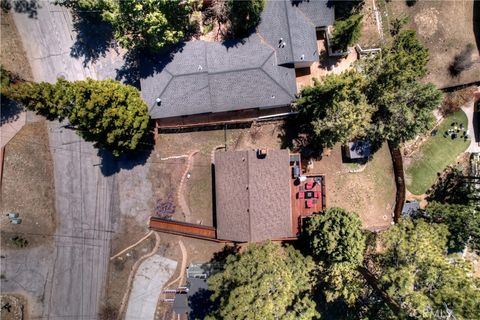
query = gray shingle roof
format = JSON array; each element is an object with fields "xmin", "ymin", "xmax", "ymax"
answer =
[
  {"xmin": 214, "ymin": 150, "xmax": 292, "ymax": 242},
  {"xmin": 142, "ymin": 0, "xmax": 334, "ymax": 119}
]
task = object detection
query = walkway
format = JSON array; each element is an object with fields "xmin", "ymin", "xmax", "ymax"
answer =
[{"xmin": 462, "ymin": 88, "xmax": 480, "ymax": 153}]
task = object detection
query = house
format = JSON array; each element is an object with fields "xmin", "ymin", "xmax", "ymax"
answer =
[
  {"xmin": 214, "ymin": 149, "xmax": 325, "ymax": 242},
  {"xmin": 149, "ymin": 149, "xmax": 326, "ymax": 242},
  {"xmin": 140, "ymin": 0, "xmax": 334, "ymax": 129}
]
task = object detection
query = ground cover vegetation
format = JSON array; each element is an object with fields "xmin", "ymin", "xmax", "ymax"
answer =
[
  {"xmin": 2, "ymin": 78, "xmax": 149, "ymax": 156},
  {"xmin": 405, "ymin": 110, "xmax": 469, "ymax": 195},
  {"xmin": 296, "ymin": 29, "xmax": 443, "ymax": 150},
  {"xmin": 208, "ymin": 209, "xmax": 480, "ymax": 319}
]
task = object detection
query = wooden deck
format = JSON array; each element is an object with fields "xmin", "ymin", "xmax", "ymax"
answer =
[
  {"xmin": 290, "ymin": 158, "xmax": 326, "ymax": 236},
  {"xmin": 149, "ymin": 217, "xmax": 223, "ymax": 242}
]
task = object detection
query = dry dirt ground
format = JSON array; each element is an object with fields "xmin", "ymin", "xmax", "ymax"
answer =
[
  {"xmin": 358, "ymin": 0, "xmax": 384, "ymax": 48},
  {"xmin": 0, "ymin": 121, "xmax": 56, "ymax": 249},
  {"xmin": 152, "ymin": 123, "xmax": 395, "ymax": 231},
  {"xmin": 0, "ymin": 11, "xmax": 33, "ymax": 81},
  {"xmin": 0, "ymin": 294, "xmax": 27, "ymax": 320},
  {"xmin": 307, "ymin": 143, "xmax": 396, "ymax": 231},
  {"xmin": 386, "ymin": 0, "xmax": 480, "ymax": 88}
]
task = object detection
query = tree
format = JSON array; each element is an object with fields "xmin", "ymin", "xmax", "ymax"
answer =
[
  {"xmin": 304, "ymin": 208, "xmax": 366, "ymax": 265},
  {"xmin": 2, "ymin": 78, "xmax": 74, "ymax": 121},
  {"xmin": 369, "ymin": 81, "xmax": 443, "ymax": 145},
  {"xmin": 101, "ymin": 0, "xmax": 192, "ymax": 52},
  {"xmin": 3, "ymin": 78, "xmax": 150, "ymax": 156},
  {"xmin": 330, "ymin": 14, "xmax": 363, "ymax": 51},
  {"xmin": 296, "ymin": 71, "xmax": 373, "ymax": 148},
  {"xmin": 424, "ymin": 201, "xmax": 480, "ymax": 253},
  {"xmin": 228, "ymin": 0, "xmax": 266, "ymax": 37},
  {"xmin": 303, "ymin": 208, "xmax": 367, "ymax": 307},
  {"xmin": 378, "ymin": 219, "xmax": 480, "ymax": 319},
  {"xmin": 206, "ymin": 241, "xmax": 318, "ymax": 320},
  {"xmin": 362, "ymin": 30, "xmax": 442, "ymax": 145},
  {"xmin": 363, "ymin": 30, "xmax": 429, "ymax": 96}
]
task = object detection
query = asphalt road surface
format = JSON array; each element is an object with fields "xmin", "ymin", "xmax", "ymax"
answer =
[{"xmin": 10, "ymin": 2, "xmax": 122, "ymax": 319}]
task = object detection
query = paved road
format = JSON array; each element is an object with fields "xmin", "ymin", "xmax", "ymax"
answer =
[
  {"xmin": 461, "ymin": 87, "xmax": 480, "ymax": 153},
  {"xmin": 9, "ymin": 2, "xmax": 122, "ymax": 319}
]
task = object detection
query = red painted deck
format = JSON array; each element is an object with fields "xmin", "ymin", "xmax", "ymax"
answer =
[{"xmin": 290, "ymin": 158, "xmax": 326, "ymax": 237}]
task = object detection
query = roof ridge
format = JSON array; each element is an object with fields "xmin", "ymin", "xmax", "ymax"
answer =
[
  {"xmin": 148, "ymin": 71, "xmax": 174, "ymax": 113},
  {"xmin": 283, "ymin": 0, "xmax": 295, "ymax": 62},
  {"xmin": 246, "ymin": 151, "xmax": 252, "ymax": 242},
  {"xmin": 259, "ymin": 65, "xmax": 295, "ymax": 99}
]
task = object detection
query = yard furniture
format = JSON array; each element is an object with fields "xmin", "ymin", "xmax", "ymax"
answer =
[
  {"xmin": 298, "ymin": 192, "xmax": 305, "ymax": 199},
  {"xmin": 305, "ymin": 181, "xmax": 314, "ymax": 190},
  {"xmin": 314, "ymin": 191, "xmax": 320, "ymax": 198},
  {"xmin": 306, "ymin": 199, "xmax": 313, "ymax": 208},
  {"xmin": 305, "ymin": 191, "xmax": 314, "ymax": 199}
]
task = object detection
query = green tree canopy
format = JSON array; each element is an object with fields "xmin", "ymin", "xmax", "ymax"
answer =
[
  {"xmin": 296, "ymin": 71, "xmax": 373, "ymax": 148},
  {"xmin": 369, "ymin": 81, "xmax": 443, "ymax": 145},
  {"xmin": 228, "ymin": 0, "xmax": 266, "ymax": 37},
  {"xmin": 364, "ymin": 30, "xmax": 441, "ymax": 145},
  {"xmin": 425, "ymin": 201, "xmax": 480, "ymax": 254},
  {"xmin": 206, "ymin": 241, "xmax": 318, "ymax": 320},
  {"xmin": 304, "ymin": 207, "xmax": 366, "ymax": 265},
  {"xmin": 330, "ymin": 14, "xmax": 363, "ymax": 51},
  {"xmin": 2, "ymin": 78, "xmax": 73, "ymax": 121},
  {"xmin": 3, "ymin": 78, "xmax": 149, "ymax": 156},
  {"xmin": 102, "ymin": 0, "xmax": 192, "ymax": 52},
  {"xmin": 379, "ymin": 219, "xmax": 480, "ymax": 319}
]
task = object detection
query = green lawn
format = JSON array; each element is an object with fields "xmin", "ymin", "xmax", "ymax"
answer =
[{"xmin": 406, "ymin": 110, "xmax": 469, "ymax": 195}]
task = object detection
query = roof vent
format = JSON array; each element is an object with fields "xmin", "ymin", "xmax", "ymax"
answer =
[
  {"xmin": 256, "ymin": 149, "xmax": 267, "ymax": 159},
  {"xmin": 300, "ymin": 54, "xmax": 305, "ymax": 60},
  {"xmin": 271, "ymin": 95, "xmax": 275, "ymax": 99},
  {"xmin": 198, "ymin": 65, "xmax": 203, "ymax": 71},
  {"xmin": 155, "ymin": 97, "xmax": 162, "ymax": 106}
]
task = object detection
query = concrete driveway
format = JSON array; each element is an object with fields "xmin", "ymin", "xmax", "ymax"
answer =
[
  {"xmin": 461, "ymin": 89, "xmax": 480, "ymax": 153},
  {"xmin": 4, "ymin": 2, "xmax": 151, "ymax": 319}
]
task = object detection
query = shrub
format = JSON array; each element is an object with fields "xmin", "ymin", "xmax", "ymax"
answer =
[
  {"xmin": 440, "ymin": 86, "xmax": 476, "ymax": 115},
  {"xmin": 331, "ymin": 14, "xmax": 363, "ymax": 52},
  {"xmin": 449, "ymin": 44, "xmax": 475, "ymax": 77}
]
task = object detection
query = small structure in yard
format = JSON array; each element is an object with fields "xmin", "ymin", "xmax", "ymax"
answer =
[
  {"xmin": 165, "ymin": 263, "xmax": 218, "ymax": 319},
  {"xmin": 402, "ymin": 200, "xmax": 420, "ymax": 217},
  {"xmin": 343, "ymin": 140, "xmax": 371, "ymax": 163}
]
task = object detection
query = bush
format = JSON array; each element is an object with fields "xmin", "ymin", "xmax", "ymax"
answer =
[
  {"xmin": 449, "ymin": 44, "xmax": 475, "ymax": 77},
  {"xmin": 228, "ymin": 0, "xmax": 266, "ymax": 37},
  {"xmin": 440, "ymin": 86, "xmax": 476, "ymax": 115}
]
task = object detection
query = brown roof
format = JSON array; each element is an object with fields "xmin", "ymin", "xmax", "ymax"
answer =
[{"xmin": 214, "ymin": 150, "xmax": 292, "ymax": 242}]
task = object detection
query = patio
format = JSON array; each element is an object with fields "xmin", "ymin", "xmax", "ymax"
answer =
[{"xmin": 290, "ymin": 156, "xmax": 326, "ymax": 236}]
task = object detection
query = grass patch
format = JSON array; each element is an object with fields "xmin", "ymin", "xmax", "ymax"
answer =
[{"xmin": 406, "ymin": 110, "xmax": 469, "ymax": 195}]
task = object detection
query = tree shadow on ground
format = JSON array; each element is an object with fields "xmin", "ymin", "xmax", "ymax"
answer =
[
  {"xmin": 70, "ymin": 11, "xmax": 116, "ymax": 66},
  {"xmin": 279, "ymin": 115, "xmax": 324, "ymax": 159},
  {"xmin": 327, "ymin": 0, "xmax": 364, "ymax": 20},
  {"xmin": 98, "ymin": 124, "xmax": 155, "ymax": 177},
  {"xmin": 426, "ymin": 166, "xmax": 472, "ymax": 205},
  {"xmin": 0, "ymin": 98, "xmax": 23, "ymax": 125},
  {"xmin": 188, "ymin": 288, "xmax": 216, "ymax": 320},
  {"xmin": 1, "ymin": 0, "xmax": 40, "ymax": 18}
]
